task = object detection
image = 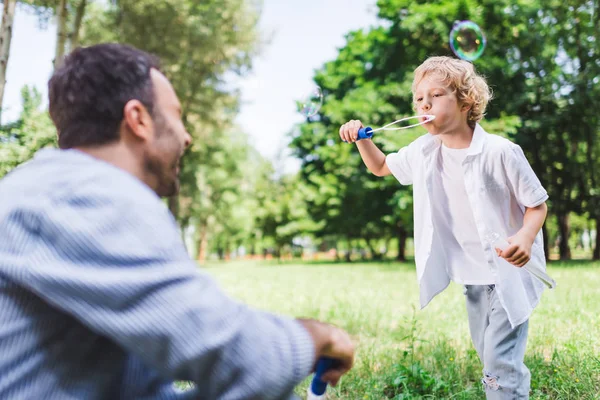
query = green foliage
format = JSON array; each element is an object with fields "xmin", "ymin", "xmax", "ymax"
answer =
[
  {"xmin": 3, "ymin": 0, "xmax": 599, "ymax": 259},
  {"xmin": 3, "ymin": 0, "xmax": 265, "ymax": 259},
  {"xmin": 290, "ymin": 0, "xmax": 600, "ymax": 260},
  {"xmin": 0, "ymin": 86, "xmax": 56, "ymax": 178}
]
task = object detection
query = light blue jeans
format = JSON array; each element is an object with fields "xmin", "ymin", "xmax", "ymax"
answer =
[{"xmin": 464, "ymin": 285, "xmax": 531, "ymax": 399}]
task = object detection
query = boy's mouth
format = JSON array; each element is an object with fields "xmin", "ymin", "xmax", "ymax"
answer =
[{"xmin": 420, "ymin": 115, "xmax": 435, "ymax": 124}]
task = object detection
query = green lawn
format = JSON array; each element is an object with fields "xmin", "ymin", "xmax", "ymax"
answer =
[{"xmin": 204, "ymin": 260, "xmax": 600, "ymax": 399}]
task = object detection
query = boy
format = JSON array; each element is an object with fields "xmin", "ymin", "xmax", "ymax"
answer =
[{"xmin": 339, "ymin": 56, "xmax": 548, "ymax": 399}]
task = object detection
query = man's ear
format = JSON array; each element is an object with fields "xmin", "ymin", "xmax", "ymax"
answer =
[{"xmin": 123, "ymin": 99, "xmax": 153, "ymax": 141}]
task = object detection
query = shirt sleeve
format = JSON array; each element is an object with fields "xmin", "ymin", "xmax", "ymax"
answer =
[
  {"xmin": 385, "ymin": 140, "xmax": 419, "ymax": 185},
  {"xmin": 15, "ymin": 187, "xmax": 315, "ymax": 399},
  {"xmin": 503, "ymin": 143, "xmax": 549, "ymax": 207}
]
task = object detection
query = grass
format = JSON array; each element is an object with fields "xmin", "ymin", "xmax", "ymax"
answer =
[{"xmin": 202, "ymin": 260, "xmax": 600, "ymax": 399}]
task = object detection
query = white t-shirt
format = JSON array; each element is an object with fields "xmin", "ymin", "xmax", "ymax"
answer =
[{"xmin": 431, "ymin": 144, "xmax": 495, "ymax": 285}]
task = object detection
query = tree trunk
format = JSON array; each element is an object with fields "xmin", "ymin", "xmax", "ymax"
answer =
[
  {"xmin": 224, "ymin": 240, "xmax": 230, "ymax": 260},
  {"xmin": 594, "ymin": 216, "xmax": 600, "ymax": 261},
  {"xmin": 557, "ymin": 213, "xmax": 571, "ymax": 260},
  {"xmin": 0, "ymin": 0, "xmax": 17, "ymax": 125},
  {"xmin": 69, "ymin": 0, "xmax": 87, "ymax": 51},
  {"xmin": 345, "ymin": 238, "xmax": 352, "ymax": 262},
  {"xmin": 366, "ymin": 239, "xmax": 382, "ymax": 260},
  {"xmin": 54, "ymin": 0, "xmax": 68, "ymax": 69},
  {"xmin": 365, "ymin": 239, "xmax": 376, "ymax": 259},
  {"xmin": 396, "ymin": 225, "xmax": 407, "ymax": 261},
  {"xmin": 196, "ymin": 223, "xmax": 208, "ymax": 262},
  {"xmin": 541, "ymin": 222, "xmax": 549, "ymax": 261}
]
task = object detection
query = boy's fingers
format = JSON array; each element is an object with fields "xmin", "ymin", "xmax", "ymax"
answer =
[
  {"xmin": 507, "ymin": 248, "xmax": 525, "ymax": 263},
  {"xmin": 342, "ymin": 124, "xmax": 350, "ymax": 142},
  {"xmin": 347, "ymin": 124, "xmax": 355, "ymax": 142},
  {"xmin": 515, "ymin": 254, "xmax": 529, "ymax": 266},
  {"xmin": 354, "ymin": 120, "xmax": 363, "ymax": 141},
  {"xmin": 502, "ymin": 245, "xmax": 518, "ymax": 259}
]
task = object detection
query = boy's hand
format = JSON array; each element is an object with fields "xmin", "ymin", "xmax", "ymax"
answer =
[
  {"xmin": 495, "ymin": 233, "xmax": 534, "ymax": 267},
  {"xmin": 339, "ymin": 120, "xmax": 364, "ymax": 143}
]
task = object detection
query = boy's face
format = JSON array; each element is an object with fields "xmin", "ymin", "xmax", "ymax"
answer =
[{"xmin": 414, "ymin": 74, "xmax": 469, "ymax": 135}]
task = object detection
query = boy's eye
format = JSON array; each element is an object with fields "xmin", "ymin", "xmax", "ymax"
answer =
[
  {"xmin": 433, "ymin": 93, "xmax": 443, "ymax": 97},
  {"xmin": 416, "ymin": 97, "xmax": 423, "ymax": 102}
]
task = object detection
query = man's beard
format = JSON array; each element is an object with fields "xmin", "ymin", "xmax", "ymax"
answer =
[
  {"xmin": 145, "ymin": 115, "xmax": 180, "ymax": 197},
  {"xmin": 145, "ymin": 153, "xmax": 179, "ymax": 197}
]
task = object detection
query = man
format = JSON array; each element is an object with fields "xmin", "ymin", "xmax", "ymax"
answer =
[{"xmin": 0, "ymin": 43, "xmax": 354, "ymax": 399}]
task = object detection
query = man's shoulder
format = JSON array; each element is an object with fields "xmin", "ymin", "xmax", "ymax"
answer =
[{"xmin": 0, "ymin": 148, "xmax": 161, "ymax": 212}]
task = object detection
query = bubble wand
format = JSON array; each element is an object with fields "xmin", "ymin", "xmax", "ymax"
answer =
[
  {"xmin": 348, "ymin": 114, "xmax": 436, "ymax": 142},
  {"xmin": 307, "ymin": 358, "xmax": 336, "ymax": 400}
]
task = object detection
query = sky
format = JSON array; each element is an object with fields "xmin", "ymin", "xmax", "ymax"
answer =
[{"xmin": 3, "ymin": 0, "xmax": 380, "ymax": 172}]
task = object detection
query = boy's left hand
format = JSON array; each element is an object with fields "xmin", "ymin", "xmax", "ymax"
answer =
[{"xmin": 495, "ymin": 233, "xmax": 534, "ymax": 267}]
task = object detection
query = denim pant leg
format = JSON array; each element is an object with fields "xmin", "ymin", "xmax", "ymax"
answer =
[{"xmin": 465, "ymin": 285, "xmax": 531, "ymax": 399}]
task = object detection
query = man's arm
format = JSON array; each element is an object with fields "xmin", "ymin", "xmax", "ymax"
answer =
[{"xmin": 9, "ymin": 188, "xmax": 351, "ymax": 399}]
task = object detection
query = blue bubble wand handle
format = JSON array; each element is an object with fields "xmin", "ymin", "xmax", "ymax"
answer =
[
  {"xmin": 307, "ymin": 357, "xmax": 336, "ymax": 400},
  {"xmin": 356, "ymin": 127, "xmax": 374, "ymax": 140}
]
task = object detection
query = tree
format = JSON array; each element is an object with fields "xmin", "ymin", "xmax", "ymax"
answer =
[
  {"xmin": 291, "ymin": 0, "xmax": 599, "ymax": 262},
  {"xmin": 0, "ymin": 0, "xmax": 17, "ymax": 124},
  {"xmin": 79, "ymin": 0, "xmax": 262, "ymax": 220},
  {"xmin": 16, "ymin": 0, "xmax": 89, "ymax": 67}
]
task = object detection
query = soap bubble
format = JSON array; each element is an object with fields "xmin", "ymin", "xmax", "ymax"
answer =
[
  {"xmin": 297, "ymin": 86, "xmax": 323, "ymax": 117},
  {"xmin": 449, "ymin": 20, "xmax": 486, "ymax": 61}
]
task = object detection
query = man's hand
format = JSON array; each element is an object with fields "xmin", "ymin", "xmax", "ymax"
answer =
[{"xmin": 297, "ymin": 318, "xmax": 355, "ymax": 386}]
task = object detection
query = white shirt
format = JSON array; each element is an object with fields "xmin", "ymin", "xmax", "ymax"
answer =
[
  {"xmin": 431, "ymin": 144, "xmax": 495, "ymax": 284},
  {"xmin": 386, "ymin": 124, "xmax": 549, "ymax": 328}
]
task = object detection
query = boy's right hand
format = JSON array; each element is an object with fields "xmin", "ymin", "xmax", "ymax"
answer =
[
  {"xmin": 339, "ymin": 120, "xmax": 365, "ymax": 143},
  {"xmin": 297, "ymin": 318, "xmax": 355, "ymax": 386}
]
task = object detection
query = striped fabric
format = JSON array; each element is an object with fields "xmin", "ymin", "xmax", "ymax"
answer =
[{"xmin": 0, "ymin": 148, "xmax": 314, "ymax": 399}]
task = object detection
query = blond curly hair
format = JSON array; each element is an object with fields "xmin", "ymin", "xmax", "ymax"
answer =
[{"xmin": 412, "ymin": 56, "xmax": 492, "ymax": 128}]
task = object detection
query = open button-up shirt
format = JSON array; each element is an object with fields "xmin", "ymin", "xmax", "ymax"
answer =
[{"xmin": 386, "ymin": 124, "xmax": 549, "ymax": 327}]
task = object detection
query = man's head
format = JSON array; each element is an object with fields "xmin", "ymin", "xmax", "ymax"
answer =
[
  {"xmin": 412, "ymin": 56, "xmax": 492, "ymax": 132},
  {"xmin": 48, "ymin": 43, "xmax": 192, "ymax": 197}
]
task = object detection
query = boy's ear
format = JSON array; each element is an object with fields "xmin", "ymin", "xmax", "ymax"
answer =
[{"xmin": 460, "ymin": 102, "xmax": 472, "ymax": 112}]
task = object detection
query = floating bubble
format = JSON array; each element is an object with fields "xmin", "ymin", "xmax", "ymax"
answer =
[
  {"xmin": 297, "ymin": 86, "xmax": 323, "ymax": 117},
  {"xmin": 449, "ymin": 20, "xmax": 486, "ymax": 62}
]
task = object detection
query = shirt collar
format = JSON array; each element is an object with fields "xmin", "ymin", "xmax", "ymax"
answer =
[{"xmin": 420, "ymin": 123, "xmax": 487, "ymax": 156}]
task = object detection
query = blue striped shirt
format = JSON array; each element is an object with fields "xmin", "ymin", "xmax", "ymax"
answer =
[{"xmin": 0, "ymin": 148, "xmax": 314, "ymax": 399}]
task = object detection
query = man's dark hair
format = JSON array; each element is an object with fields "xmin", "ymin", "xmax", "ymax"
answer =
[{"xmin": 48, "ymin": 43, "xmax": 161, "ymax": 149}]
